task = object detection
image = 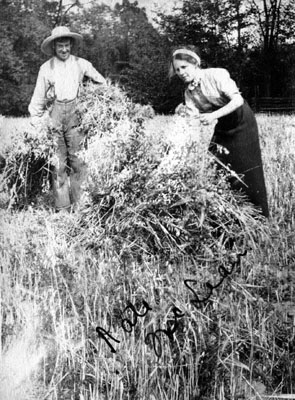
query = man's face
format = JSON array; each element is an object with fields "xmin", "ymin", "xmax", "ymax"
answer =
[{"xmin": 54, "ymin": 38, "xmax": 72, "ymax": 61}]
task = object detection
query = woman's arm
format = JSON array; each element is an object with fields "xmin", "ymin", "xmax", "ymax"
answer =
[
  {"xmin": 212, "ymin": 93, "xmax": 244, "ymax": 119},
  {"xmin": 200, "ymin": 93, "xmax": 244, "ymax": 125}
]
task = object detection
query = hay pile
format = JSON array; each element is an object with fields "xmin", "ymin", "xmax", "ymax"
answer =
[
  {"xmin": 0, "ymin": 113, "xmax": 54, "ymax": 208},
  {"xmin": 75, "ymin": 82, "xmax": 265, "ymax": 264},
  {"xmin": 0, "ymin": 80, "xmax": 266, "ymax": 265}
]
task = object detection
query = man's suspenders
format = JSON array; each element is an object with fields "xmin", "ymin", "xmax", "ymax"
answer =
[{"xmin": 48, "ymin": 56, "xmax": 83, "ymax": 101}]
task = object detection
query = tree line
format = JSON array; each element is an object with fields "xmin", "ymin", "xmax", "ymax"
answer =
[{"xmin": 1, "ymin": 0, "xmax": 295, "ymax": 116}]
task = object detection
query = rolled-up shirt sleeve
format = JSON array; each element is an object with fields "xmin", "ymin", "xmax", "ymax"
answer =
[
  {"xmin": 28, "ymin": 66, "xmax": 48, "ymax": 117},
  {"xmin": 80, "ymin": 58, "xmax": 106, "ymax": 84}
]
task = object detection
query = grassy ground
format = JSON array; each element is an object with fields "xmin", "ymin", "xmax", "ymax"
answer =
[{"xmin": 0, "ymin": 108, "xmax": 295, "ymax": 400}]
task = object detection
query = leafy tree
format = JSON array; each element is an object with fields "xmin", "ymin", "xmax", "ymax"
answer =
[
  {"xmin": 0, "ymin": 0, "xmax": 49, "ymax": 115},
  {"xmin": 72, "ymin": 0, "xmax": 176, "ymax": 111},
  {"xmin": 250, "ymin": 0, "xmax": 295, "ymax": 95},
  {"xmin": 113, "ymin": 0, "xmax": 173, "ymax": 109},
  {"xmin": 155, "ymin": 0, "xmax": 255, "ymax": 91},
  {"xmin": 71, "ymin": 3, "xmax": 121, "ymax": 77},
  {"xmin": 156, "ymin": 0, "xmax": 252, "ymax": 63}
]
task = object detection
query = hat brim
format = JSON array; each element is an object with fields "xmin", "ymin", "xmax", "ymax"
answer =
[{"xmin": 41, "ymin": 32, "xmax": 83, "ymax": 56}]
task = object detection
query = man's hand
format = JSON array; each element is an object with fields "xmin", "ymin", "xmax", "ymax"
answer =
[{"xmin": 30, "ymin": 116, "xmax": 43, "ymax": 128}]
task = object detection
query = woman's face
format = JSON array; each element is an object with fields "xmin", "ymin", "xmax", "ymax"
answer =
[{"xmin": 173, "ymin": 59, "xmax": 199, "ymax": 83}]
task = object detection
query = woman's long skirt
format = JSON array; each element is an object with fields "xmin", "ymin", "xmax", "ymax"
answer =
[{"xmin": 209, "ymin": 101, "xmax": 269, "ymax": 217}]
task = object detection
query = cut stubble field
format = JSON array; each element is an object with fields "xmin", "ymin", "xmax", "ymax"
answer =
[{"xmin": 0, "ymin": 86, "xmax": 295, "ymax": 400}]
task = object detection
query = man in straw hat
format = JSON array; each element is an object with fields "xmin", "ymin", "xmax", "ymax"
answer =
[{"xmin": 29, "ymin": 26, "xmax": 106, "ymax": 212}]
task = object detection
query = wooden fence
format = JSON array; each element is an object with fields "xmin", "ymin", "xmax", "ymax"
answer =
[{"xmin": 249, "ymin": 97, "xmax": 295, "ymax": 113}]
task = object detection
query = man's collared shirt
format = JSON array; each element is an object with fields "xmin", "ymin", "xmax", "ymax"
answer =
[{"xmin": 29, "ymin": 55, "xmax": 106, "ymax": 117}]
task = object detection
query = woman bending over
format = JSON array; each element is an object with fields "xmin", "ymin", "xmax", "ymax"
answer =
[{"xmin": 170, "ymin": 46, "xmax": 269, "ymax": 218}]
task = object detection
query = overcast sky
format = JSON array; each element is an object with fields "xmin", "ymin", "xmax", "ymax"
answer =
[{"xmin": 79, "ymin": 0, "xmax": 182, "ymax": 20}]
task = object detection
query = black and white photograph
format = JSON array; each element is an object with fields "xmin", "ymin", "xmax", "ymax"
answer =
[{"xmin": 0, "ymin": 0, "xmax": 294, "ymax": 399}]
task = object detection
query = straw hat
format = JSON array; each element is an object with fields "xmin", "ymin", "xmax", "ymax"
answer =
[{"xmin": 41, "ymin": 26, "xmax": 83, "ymax": 56}]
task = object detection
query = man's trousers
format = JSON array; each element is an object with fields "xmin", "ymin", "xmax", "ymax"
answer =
[{"xmin": 50, "ymin": 98, "xmax": 86, "ymax": 210}]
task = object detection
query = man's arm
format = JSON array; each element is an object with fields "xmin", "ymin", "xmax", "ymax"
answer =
[
  {"xmin": 28, "ymin": 67, "xmax": 48, "ymax": 117},
  {"xmin": 80, "ymin": 58, "xmax": 106, "ymax": 84}
]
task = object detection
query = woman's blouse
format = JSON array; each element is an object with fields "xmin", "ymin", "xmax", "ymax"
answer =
[{"xmin": 185, "ymin": 68, "xmax": 241, "ymax": 114}]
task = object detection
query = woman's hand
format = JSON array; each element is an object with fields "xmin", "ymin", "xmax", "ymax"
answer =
[
  {"xmin": 175, "ymin": 103, "xmax": 188, "ymax": 117},
  {"xmin": 175, "ymin": 104, "xmax": 199, "ymax": 118},
  {"xmin": 199, "ymin": 113, "xmax": 217, "ymax": 125}
]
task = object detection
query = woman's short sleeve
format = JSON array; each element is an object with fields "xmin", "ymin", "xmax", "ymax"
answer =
[{"xmin": 213, "ymin": 68, "xmax": 240, "ymax": 99}]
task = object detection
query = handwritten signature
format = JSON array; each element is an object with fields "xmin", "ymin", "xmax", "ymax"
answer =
[{"xmin": 95, "ymin": 250, "xmax": 247, "ymax": 357}]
